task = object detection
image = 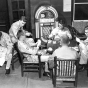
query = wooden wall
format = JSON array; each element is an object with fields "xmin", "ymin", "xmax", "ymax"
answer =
[{"xmin": 0, "ymin": 0, "xmax": 9, "ymax": 32}]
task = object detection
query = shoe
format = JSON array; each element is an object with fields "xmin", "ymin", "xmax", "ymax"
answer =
[
  {"xmin": 78, "ymin": 64, "xmax": 86, "ymax": 72},
  {"xmin": 43, "ymin": 72, "xmax": 50, "ymax": 77},
  {"xmin": 84, "ymin": 65, "xmax": 88, "ymax": 70},
  {"xmin": 78, "ymin": 66, "xmax": 85, "ymax": 72},
  {"xmin": 5, "ymin": 69, "xmax": 10, "ymax": 75},
  {"xmin": 78, "ymin": 64, "xmax": 88, "ymax": 72}
]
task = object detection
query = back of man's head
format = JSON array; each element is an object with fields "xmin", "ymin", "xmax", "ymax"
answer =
[
  {"xmin": 17, "ymin": 30, "xmax": 24, "ymax": 39},
  {"xmin": 60, "ymin": 35, "xmax": 70, "ymax": 45}
]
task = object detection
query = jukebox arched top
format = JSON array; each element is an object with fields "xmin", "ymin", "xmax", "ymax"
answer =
[
  {"xmin": 35, "ymin": 5, "xmax": 58, "ymax": 44},
  {"xmin": 35, "ymin": 6, "xmax": 58, "ymax": 19}
]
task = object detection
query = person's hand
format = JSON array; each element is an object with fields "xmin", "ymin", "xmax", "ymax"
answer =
[
  {"xmin": 37, "ymin": 39, "xmax": 41, "ymax": 47},
  {"xmin": 49, "ymin": 34, "xmax": 53, "ymax": 39},
  {"xmin": 47, "ymin": 47, "xmax": 53, "ymax": 54},
  {"xmin": 76, "ymin": 37, "xmax": 80, "ymax": 43},
  {"xmin": 25, "ymin": 32, "xmax": 32, "ymax": 36},
  {"xmin": 47, "ymin": 47, "xmax": 53, "ymax": 51},
  {"xmin": 48, "ymin": 39, "xmax": 52, "ymax": 43}
]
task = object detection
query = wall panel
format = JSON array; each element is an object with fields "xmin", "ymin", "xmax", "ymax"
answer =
[{"xmin": 0, "ymin": 0, "xmax": 9, "ymax": 32}]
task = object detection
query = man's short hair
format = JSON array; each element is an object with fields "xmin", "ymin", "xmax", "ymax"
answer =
[
  {"xmin": 20, "ymin": 16, "xmax": 27, "ymax": 22},
  {"xmin": 61, "ymin": 35, "xmax": 69, "ymax": 45},
  {"xmin": 17, "ymin": 30, "xmax": 24, "ymax": 39}
]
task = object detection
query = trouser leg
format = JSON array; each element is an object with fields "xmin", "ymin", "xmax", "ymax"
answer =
[
  {"xmin": 45, "ymin": 62, "xmax": 49, "ymax": 72},
  {"xmin": 6, "ymin": 56, "xmax": 12, "ymax": 69},
  {"xmin": 79, "ymin": 52, "xmax": 87, "ymax": 65},
  {"xmin": 43, "ymin": 62, "xmax": 50, "ymax": 77}
]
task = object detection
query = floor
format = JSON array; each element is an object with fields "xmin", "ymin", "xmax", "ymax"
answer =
[{"xmin": 0, "ymin": 61, "xmax": 88, "ymax": 88}]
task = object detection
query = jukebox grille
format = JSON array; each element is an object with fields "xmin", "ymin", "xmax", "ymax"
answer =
[{"xmin": 42, "ymin": 26, "xmax": 52, "ymax": 39}]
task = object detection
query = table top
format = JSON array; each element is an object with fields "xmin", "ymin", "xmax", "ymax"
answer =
[{"xmin": 70, "ymin": 46, "xmax": 79, "ymax": 52}]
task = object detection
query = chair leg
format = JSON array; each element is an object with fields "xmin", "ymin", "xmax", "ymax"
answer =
[
  {"xmin": 39, "ymin": 70, "xmax": 41, "ymax": 78},
  {"xmin": 74, "ymin": 81, "xmax": 77, "ymax": 88},
  {"xmin": 18, "ymin": 53, "xmax": 22, "ymax": 65},
  {"xmin": 51, "ymin": 70, "xmax": 54, "ymax": 84},
  {"xmin": 39, "ymin": 64, "xmax": 41, "ymax": 78},
  {"xmin": 21, "ymin": 66, "xmax": 24, "ymax": 77},
  {"xmin": 12, "ymin": 64, "xmax": 14, "ymax": 70},
  {"xmin": 86, "ymin": 62, "xmax": 88, "ymax": 77},
  {"xmin": 87, "ymin": 69, "xmax": 88, "ymax": 77},
  {"xmin": 11, "ymin": 59, "xmax": 14, "ymax": 70},
  {"xmin": 50, "ymin": 69, "xmax": 54, "ymax": 84},
  {"xmin": 22, "ymin": 72, "xmax": 24, "ymax": 77},
  {"xmin": 53, "ymin": 77, "xmax": 56, "ymax": 87},
  {"xmin": 53, "ymin": 73, "xmax": 56, "ymax": 87}
]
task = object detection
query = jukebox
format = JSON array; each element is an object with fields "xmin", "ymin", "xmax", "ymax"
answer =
[{"xmin": 35, "ymin": 5, "xmax": 58, "ymax": 44}]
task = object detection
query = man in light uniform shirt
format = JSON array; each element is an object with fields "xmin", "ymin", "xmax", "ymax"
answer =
[{"xmin": 9, "ymin": 16, "xmax": 31, "ymax": 44}]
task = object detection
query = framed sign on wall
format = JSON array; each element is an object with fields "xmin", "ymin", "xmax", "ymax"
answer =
[
  {"xmin": 73, "ymin": 0, "xmax": 88, "ymax": 21},
  {"xmin": 63, "ymin": 0, "xmax": 71, "ymax": 12}
]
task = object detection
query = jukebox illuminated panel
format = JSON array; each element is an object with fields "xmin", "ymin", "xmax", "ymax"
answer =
[{"xmin": 35, "ymin": 6, "xmax": 58, "ymax": 44}]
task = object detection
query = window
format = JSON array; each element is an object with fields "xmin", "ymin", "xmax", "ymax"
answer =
[
  {"xmin": 11, "ymin": 0, "xmax": 25, "ymax": 22},
  {"xmin": 73, "ymin": 0, "xmax": 88, "ymax": 21}
]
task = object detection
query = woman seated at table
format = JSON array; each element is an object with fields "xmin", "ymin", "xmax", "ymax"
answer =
[
  {"xmin": 49, "ymin": 20, "xmax": 72, "ymax": 40},
  {"xmin": 47, "ymin": 21, "xmax": 72, "ymax": 53}
]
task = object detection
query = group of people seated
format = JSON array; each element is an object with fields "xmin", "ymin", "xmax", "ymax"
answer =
[{"xmin": 0, "ymin": 16, "xmax": 88, "ymax": 77}]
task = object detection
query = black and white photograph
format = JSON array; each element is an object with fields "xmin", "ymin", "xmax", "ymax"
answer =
[{"xmin": 0, "ymin": 0, "xmax": 88, "ymax": 88}]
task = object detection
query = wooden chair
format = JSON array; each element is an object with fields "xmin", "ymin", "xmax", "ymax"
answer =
[
  {"xmin": 16, "ymin": 45, "xmax": 42, "ymax": 78},
  {"xmin": 11, "ymin": 47, "xmax": 18, "ymax": 70},
  {"xmin": 86, "ymin": 61, "xmax": 88, "ymax": 77},
  {"xmin": 11, "ymin": 43, "xmax": 21, "ymax": 70},
  {"xmin": 52, "ymin": 56, "xmax": 79, "ymax": 88}
]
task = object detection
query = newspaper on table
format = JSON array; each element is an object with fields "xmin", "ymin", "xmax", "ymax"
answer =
[{"xmin": 0, "ymin": 46, "xmax": 7, "ymax": 66}]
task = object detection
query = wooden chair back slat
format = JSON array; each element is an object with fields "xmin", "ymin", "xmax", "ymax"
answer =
[
  {"xmin": 53, "ymin": 56, "xmax": 79, "ymax": 88},
  {"xmin": 56, "ymin": 60, "xmax": 76, "ymax": 77}
]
